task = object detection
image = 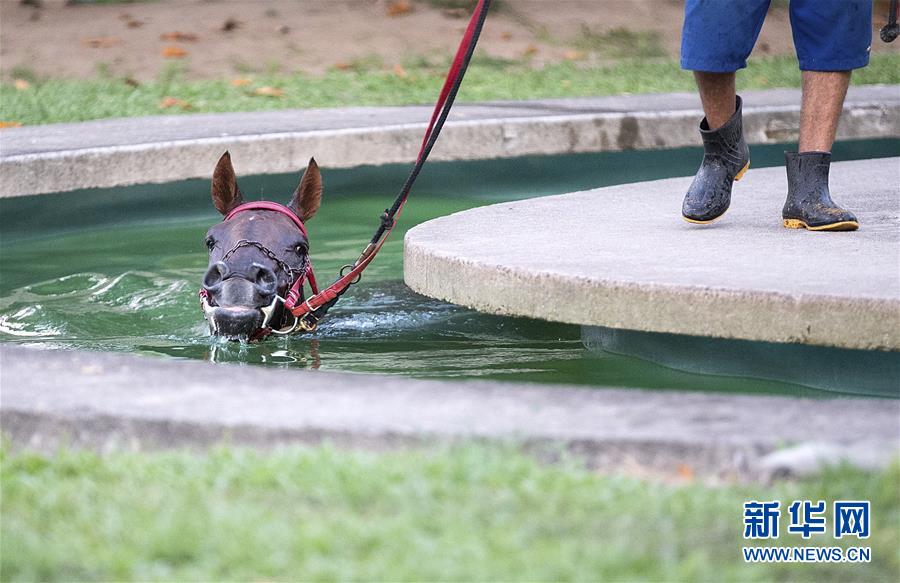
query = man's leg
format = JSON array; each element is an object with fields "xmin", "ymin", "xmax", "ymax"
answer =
[
  {"xmin": 782, "ymin": 70, "xmax": 858, "ymax": 230},
  {"xmin": 680, "ymin": 71, "xmax": 749, "ymax": 223},
  {"xmin": 694, "ymin": 72, "xmax": 736, "ymax": 131},
  {"xmin": 679, "ymin": 0, "xmax": 768, "ymax": 224},
  {"xmin": 781, "ymin": 0, "xmax": 868, "ymax": 231},
  {"xmin": 798, "ymin": 70, "xmax": 851, "ymax": 153}
]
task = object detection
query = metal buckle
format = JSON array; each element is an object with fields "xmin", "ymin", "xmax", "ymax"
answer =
[
  {"xmin": 297, "ymin": 312, "xmax": 319, "ymax": 332},
  {"xmin": 340, "ymin": 263, "xmax": 363, "ymax": 285},
  {"xmin": 199, "ymin": 292, "xmax": 219, "ymax": 335},
  {"xmin": 260, "ymin": 295, "xmax": 301, "ymax": 335}
]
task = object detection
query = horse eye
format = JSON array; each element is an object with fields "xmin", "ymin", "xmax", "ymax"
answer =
[
  {"xmin": 205, "ymin": 237, "xmax": 215, "ymax": 251},
  {"xmin": 294, "ymin": 243, "xmax": 308, "ymax": 255}
]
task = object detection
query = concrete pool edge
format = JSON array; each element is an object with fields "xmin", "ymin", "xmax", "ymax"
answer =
[
  {"xmin": 2, "ymin": 345, "xmax": 898, "ymax": 481},
  {"xmin": 404, "ymin": 158, "xmax": 900, "ymax": 351},
  {"xmin": 2, "ymin": 86, "xmax": 898, "ymax": 198}
]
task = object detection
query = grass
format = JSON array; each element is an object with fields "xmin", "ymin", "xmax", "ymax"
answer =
[
  {"xmin": 2, "ymin": 53, "xmax": 898, "ymax": 126},
  {"xmin": 2, "ymin": 443, "xmax": 898, "ymax": 581}
]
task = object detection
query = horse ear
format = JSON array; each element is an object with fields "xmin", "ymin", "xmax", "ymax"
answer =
[
  {"xmin": 211, "ymin": 151, "xmax": 244, "ymax": 215},
  {"xmin": 289, "ymin": 157, "xmax": 322, "ymax": 222}
]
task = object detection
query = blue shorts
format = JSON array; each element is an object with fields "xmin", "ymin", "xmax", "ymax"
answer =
[{"xmin": 681, "ymin": 0, "xmax": 872, "ymax": 72}]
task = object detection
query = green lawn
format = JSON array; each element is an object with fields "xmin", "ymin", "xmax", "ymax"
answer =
[
  {"xmin": 2, "ymin": 54, "xmax": 898, "ymax": 126},
  {"xmin": 2, "ymin": 444, "xmax": 898, "ymax": 582}
]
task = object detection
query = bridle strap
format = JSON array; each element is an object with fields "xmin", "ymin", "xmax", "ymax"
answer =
[{"xmin": 224, "ymin": 201, "xmax": 309, "ymax": 239}]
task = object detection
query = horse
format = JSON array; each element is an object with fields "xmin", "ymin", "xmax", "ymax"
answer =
[{"xmin": 200, "ymin": 152, "xmax": 322, "ymax": 341}]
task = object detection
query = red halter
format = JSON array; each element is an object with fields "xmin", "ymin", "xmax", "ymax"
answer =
[{"xmin": 198, "ymin": 201, "xmax": 320, "ymax": 339}]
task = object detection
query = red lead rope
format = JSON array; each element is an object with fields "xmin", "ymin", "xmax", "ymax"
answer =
[
  {"xmin": 416, "ymin": 0, "xmax": 488, "ymax": 161},
  {"xmin": 284, "ymin": 0, "xmax": 492, "ymax": 328}
]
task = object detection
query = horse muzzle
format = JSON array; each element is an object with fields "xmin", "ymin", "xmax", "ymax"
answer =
[
  {"xmin": 201, "ymin": 263, "xmax": 279, "ymax": 340},
  {"xmin": 204, "ymin": 305, "xmax": 264, "ymax": 340}
]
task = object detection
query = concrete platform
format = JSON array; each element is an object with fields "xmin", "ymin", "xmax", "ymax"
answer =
[
  {"xmin": 405, "ymin": 157, "xmax": 900, "ymax": 351},
  {"xmin": 2, "ymin": 345, "xmax": 898, "ymax": 482},
  {"xmin": 2, "ymin": 86, "xmax": 898, "ymax": 197}
]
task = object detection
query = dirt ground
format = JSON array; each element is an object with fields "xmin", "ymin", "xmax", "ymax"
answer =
[{"xmin": 0, "ymin": 0, "xmax": 894, "ymax": 81}]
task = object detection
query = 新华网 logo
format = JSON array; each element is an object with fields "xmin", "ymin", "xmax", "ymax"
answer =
[{"xmin": 742, "ymin": 499, "xmax": 871, "ymax": 563}]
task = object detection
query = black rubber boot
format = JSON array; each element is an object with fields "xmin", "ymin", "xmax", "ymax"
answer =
[
  {"xmin": 682, "ymin": 96, "xmax": 750, "ymax": 224},
  {"xmin": 782, "ymin": 151, "xmax": 859, "ymax": 231}
]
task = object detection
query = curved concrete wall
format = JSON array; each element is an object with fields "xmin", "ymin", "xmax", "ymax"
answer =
[
  {"xmin": 404, "ymin": 158, "xmax": 900, "ymax": 351},
  {"xmin": 2, "ymin": 86, "xmax": 898, "ymax": 197}
]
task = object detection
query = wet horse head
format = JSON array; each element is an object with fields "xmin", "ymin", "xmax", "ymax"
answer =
[{"xmin": 201, "ymin": 152, "xmax": 322, "ymax": 340}]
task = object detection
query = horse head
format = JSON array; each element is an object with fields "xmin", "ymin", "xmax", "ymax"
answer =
[{"xmin": 201, "ymin": 151, "xmax": 322, "ymax": 340}]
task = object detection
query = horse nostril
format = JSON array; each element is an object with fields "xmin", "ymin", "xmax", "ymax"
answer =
[
  {"xmin": 252, "ymin": 264, "xmax": 277, "ymax": 295},
  {"xmin": 203, "ymin": 261, "xmax": 229, "ymax": 291}
]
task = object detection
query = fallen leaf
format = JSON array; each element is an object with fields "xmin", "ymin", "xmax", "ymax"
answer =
[
  {"xmin": 276, "ymin": 24, "xmax": 291, "ymax": 35},
  {"xmin": 159, "ymin": 96, "xmax": 191, "ymax": 109},
  {"xmin": 119, "ymin": 12, "xmax": 143, "ymax": 27},
  {"xmin": 676, "ymin": 464, "xmax": 695, "ymax": 481},
  {"xmin": 563, "ymin": 49, "xmax": 585, "ymax": 61},
  {"xmin": 82, "ymin": 36, "xmax": 122, "ymax": 48},
  {"xmin": 387, "ymin": 0, "xmax": 412, "ymax": 17},
  {"xmin": 333, "ymin": 62, "xmax": 352, "ymax": 70},
  {"xmin": 393, "ymin": 63, "xmax": 408, "ymax": 78},
  {"xmin": 230, "ymin": 78, "xmax": 252, "ymax": 87},
  {"xmin": 253, "ymin": 86, "xmax": 284, "ymax": 97},
  {"xmin": 500, "ymin": 31, "xmax": 513, "ymax": 41},
  {"xmin": 0, "ymin": 121, "xmax": 23, "ymax": 129},
  {"xmin": 160, "ymin": 31, "xmax": 198, "ymax": 42},
  {"xmin": 523, "ymin": 44, "xmax": 539, "ymax": 57},
  {"xmin": 221, "ymin": 18, "xmax": 242, "ymax": 32},
  {"xmin": 162, "ymin": 46, "xmax": 188, "ymax": 58},
  {"xmin": 124, "ymin": 77, "xmax": 141, "ymax": 88},
  {"xmin": 13, "ymin": 79, "xmax": 31, "ymax": 91}
]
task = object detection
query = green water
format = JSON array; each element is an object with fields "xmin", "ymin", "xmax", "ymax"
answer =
[{"xmin": 2, "ymin": 141, "xmax": 898, "ymax": 396}]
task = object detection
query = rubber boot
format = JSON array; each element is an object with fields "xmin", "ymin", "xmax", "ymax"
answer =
[
  {"xmin": 782, "ymin": 152, "xmax": 859, "ymax": 231},
  {"xmin": 682, "ymin": 96, "xmax": 750, "ymax": 224}
]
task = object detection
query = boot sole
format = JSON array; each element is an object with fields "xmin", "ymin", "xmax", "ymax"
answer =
[
  {"xmin": 782, "ymin": 218, "xmax": 860, "ymax": 231},
  {"xmin": 681, "ymin": 160, "xmax": 749, "ymax": 225}
]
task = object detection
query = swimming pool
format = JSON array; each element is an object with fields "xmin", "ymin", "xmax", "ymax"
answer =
[{"xmin": 2, "ymin": 140, "xmax": 897, "ymax": 396}]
